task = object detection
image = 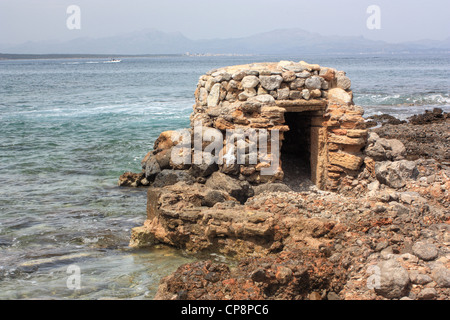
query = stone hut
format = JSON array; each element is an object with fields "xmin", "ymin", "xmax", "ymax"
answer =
[{"xmin": 139, "ymin": 60, "xmax": 368, "ymax": 191}]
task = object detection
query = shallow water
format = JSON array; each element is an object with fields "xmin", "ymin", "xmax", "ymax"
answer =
[{"xmin": 0, "ymin": 54, "xmax": 449, "ymax": 299}]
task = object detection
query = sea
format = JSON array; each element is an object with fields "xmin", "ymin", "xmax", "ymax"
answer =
[{"xmin": 0, "ymin": 53, "xmax": 449, "ymax": 299}]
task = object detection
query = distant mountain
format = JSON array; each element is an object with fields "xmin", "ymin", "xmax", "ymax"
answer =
[
  {"xmin": 0, "ymin": 29, "xmax": 192, "ymax": 55},
  {"xmin": 1, "ymin": 28, "xmax": 449, "ymax": 55}
]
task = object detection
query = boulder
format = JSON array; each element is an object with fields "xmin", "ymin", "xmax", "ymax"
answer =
[
  {"xmin": 374, "ymin": 259, "xmax": 410, "ymax": 299},
  {"xmin": 154, "ymin": 148, "xmax": 172, "ymax": 169},
  {"xmin": 296, "ymin": 71, "xmax": 311, "ymax": 79},
  {"xmin": 282, "ymin": 63, "xmax": 307, "ymax": 72},
  {"xmin": 409, "ymin": 271, "xmax": 432, "ymax": 285},
  {"xmin": 412, "ymin": 242, "xmax": 439, "ymax": 261},
  {"xmin": 152, "ymin": 169, "xmax": 194, "ymax": 188},
  {"xmin": 289, "ymin": 90, "xmax": 302, "ymax": 100},
  {"xmin": 412, "ymin": 242, "xmax": 439, "ymax": 262},
  {"xmin": 205, "ymin": 171, "xmax": 254, "ymax": 204},
  {"xmin": 375, "ymin": 160, "xmax": 419, "ymax": 189},
  {"xmin": 189, "ymin": 161, "xmax": 219, "ymax": 178},
  {"xmin": 310, "ymin": 89, "xmax": 322, "ymax": 98},
  {"xmin": 386, "ymin": 139, "xmax": 407, "ymax": 160},
  {"xmin": 201, "ymin": 190, "xmax": 229, "ymax": 207},
  {"xmin": 365, "ymin": 136, "xmax": 407, "ymax": 161},
  {"xmin": 418, "ymin": 288, "xmax": 437, "ymax": 300},
  {"xmin": 154, "ymin": 130, "xmax": 181, "ymax": 150},
  {"xmin": 431, "ymin": 267, "xmax": 450, "ymax": 288},
  {"xmin": 144, "ymin": 157, "xmax": 162, "ymax": 180}
]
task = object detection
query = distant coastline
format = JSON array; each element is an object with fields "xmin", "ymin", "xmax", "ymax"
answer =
[
  {"xmin": 2, "ymin": 51, "xmax": 449, "ymax": 61},
  {"xmin": 2, "ymin": 28, "xmax": 449, "ymax": 57},
  {"xmin": 0, "ymin": 53, "xmax": 183, "ymax": 61}
]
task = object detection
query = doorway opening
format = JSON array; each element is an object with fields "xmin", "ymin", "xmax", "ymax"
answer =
[{"xmin": 281, "ymin": 111, "xmax": 319, "ymax": 191}]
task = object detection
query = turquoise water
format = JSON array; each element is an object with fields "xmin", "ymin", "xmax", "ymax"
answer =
[{"xmin": 0, "ymin": 54, "xmax": 449, "ymax": 299}]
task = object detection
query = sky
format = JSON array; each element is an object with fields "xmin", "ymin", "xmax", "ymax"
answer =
[{"xmin": 0, "ymin": 0, "xmax": 449, "ymax": 45}]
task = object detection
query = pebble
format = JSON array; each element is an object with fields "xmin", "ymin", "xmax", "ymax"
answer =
[
  {"xmin": 401, "ymin": 253, "xmax": 419, "ymax": 263},
  {"xmin": 412, "ymin": 242, "xmax": 438, "ymax": 261},
  {"xmin": 431, "ymin": 267, "xmax": 450, "ymax": 288},
  {"xmin": 302, "ymin": 89, "xmax": 310, "ymax": 100},
  {"xmin": 375, "ymin": 241, "xmax": 389, "ymax": 252},
  {"xmin": 418, "ymin": 288, "xmax": 437, "ymax": 300},
  {"xmin": 327, "ymin": 292, "xmax": 341, "ymax": 300},
  {"xmin": 409, "ymin": 271, "xmax": 432, "ymax": 285}
]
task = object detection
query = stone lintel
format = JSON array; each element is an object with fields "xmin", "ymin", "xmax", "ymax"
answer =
[{"xmin": 275, "ymin": 99, "xmax": 327, "ymax": 113}]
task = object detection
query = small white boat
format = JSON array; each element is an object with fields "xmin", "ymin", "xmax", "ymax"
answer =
[{"xmin": 105, "ymin": 58, "xmax": 121, "ymax": 63}]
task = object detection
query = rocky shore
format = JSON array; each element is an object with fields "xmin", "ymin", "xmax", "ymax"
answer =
[
  {"xmin": 119, "ymin": 61, "xmax": 449, "ymax": 300},
  {"xmin": 145, "ymin": 154, "xmax": 449, "ymax": 300},
  {"xmin": 370, "ymin": 109, "xmax": 449, "ymax": 164}
]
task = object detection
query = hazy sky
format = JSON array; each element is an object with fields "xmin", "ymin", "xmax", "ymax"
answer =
[{"xmin": 1, "ymin": 0, "xmax": 449, "ymax": 45}]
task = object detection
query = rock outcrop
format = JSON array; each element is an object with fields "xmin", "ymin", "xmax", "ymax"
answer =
[
  {"xmin": 119, "ymin": 62, "xmax": 449, "ymax": 300},
  {"xmin": 146, "ymin": 156, "xmax": 449, "ymax": 300},
  {"xmin": 371, "ymin": 111, "xmax": 449, "ymax": 164}
]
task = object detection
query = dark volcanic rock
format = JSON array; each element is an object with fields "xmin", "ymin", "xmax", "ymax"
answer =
[
  {"xmin": 408, "ymin": 108, "xmax": 447, "ymax": 125},
  {"xmin": 373, "ymin": 118, "xmax": 450, "ymax": 162},
  {"xmin": 189, "ymin": 161, "xmax": 219, "ymax": 178},
  {"xmin": 153, "ymin": 169, "xmax": 194, "ymax": 188},
  {"xmin": 154, "ymin": 250, "xmax": 347, "ymax": 300},
  {"xmin": 201, "ymin": 190, "xmax": 228, "ymax": 207},
  {"xmin": 366, "ymin": 114, "xmax": 407, "ymax": 127},
  {"xmin": 205, "ymin": 172, "xmax": 254, "ymax": 204}
]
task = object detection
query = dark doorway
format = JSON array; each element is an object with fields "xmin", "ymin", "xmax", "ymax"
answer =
[{"xmin": 281, "ymin": 112, "xmax": 314, "ymax": 191}]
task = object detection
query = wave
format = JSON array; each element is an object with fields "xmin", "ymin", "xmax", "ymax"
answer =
[
  {"xmin": 61, "ymin": 61, "xmax": 101, "ymax": 65},
  {"xmin": 4, "ymin": 100, "xmax": 193, "ymax": 118},
  {"xmin": 363, "ymin": 105, "xmax": 450, "ymax": 120},
  {"xmin": 355, "ymin": 92, "xmax": 450, "ymax": 107}
]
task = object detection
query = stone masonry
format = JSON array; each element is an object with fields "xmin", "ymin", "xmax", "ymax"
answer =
[{"xmin": 138, "ymin": 60, "xmax": 367, "ymax": 191}]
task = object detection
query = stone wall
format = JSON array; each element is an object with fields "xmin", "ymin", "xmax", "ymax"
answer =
[{"xmin": 139, "ymin": 60, "xmax": 368, "ymax": 191}]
